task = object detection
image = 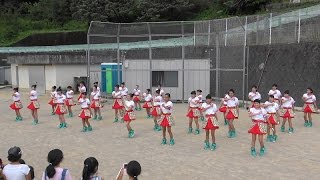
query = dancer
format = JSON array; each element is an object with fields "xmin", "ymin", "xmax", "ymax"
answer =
[
  {"xmin": 27, "ymin": 85, "xmax": 40, "ymax": 125},
  {"xmin": 248, "ymin": 99, "xmax": 268, "ymax": 157},
  {"xmin": 9, "ymin": 87, "xmax": 23, "ymax": 122},
  {"xmin": 156, "ymin": 84, "xmax": 165, "ymax": 97},
  {"xmin": 201, "ymin": 94, "xmax": 219, "ymax": 151},
  {"xmin": 94, "ymin": 81, "xmax": 100, "ymax": 92},
  {"xmin": 280, "ymin": 90, "xmax": 295, "ymax": 133},
  {"xmin": 120, "ymin": 82, "xmax": 128, "ymax": 98},
  {"xmin": 78, "ymin": 81, "xmax": 87, "ymax": 100},
  {"xmin": 219, "ymin": 93, "xmax": 229, "ymax": 126},
  {"xmin": 268, "ymin": 84, "xmax": 282, "ymax": 104},
  {"xmin": 186, "ymin": 91, "xmax": 201, "ymax": 135},
  {"xmin": 123, "ymin": 93, "xmax": 136, "ymax": 138},
  {"xmin": 263, "ymin": 95, "xmax": 279, "ymax": 142},
  {"xmin": 248, "ymin": 85, "xmax": 261, "ymax": 107},
  {"xmin": 79, "ymin": 93, "xmax": 93, "ymax": 132},
  {"xmin": 54, "ymin": 87, "xmax": 67, "ymax": 128},
  {"xmin": 65, "ymin": 86, "xmax": 75, "ymax": 117},
  {"xmin": 197, "ymin": 89, "xmax": 205, "ymax": 121},
  {"xmin": 151, "ymin": 89, "xmax": 162, "ymax": 131},
  {"xmin": 302, "ymin": 87, "xmax": 317, "ymax": 127},
  {"xmin": 133, "ymin": 85, "xmax": 142, "ymax": 111},
  {"xmin": 48, "ymin": 86, "xmax": 57, "ymax": 115},
  {"xmin": 159, "ymin": 93, "xmax": 175, "ymax": 145},
  {"xmin": 90, "ymin": 85, "xmax": 102, "ymax": 121},
  {"xmin": 142, "ymin": 89, "xmax": 153, "ymax": 118},
  {"xmin": 224, "ymin": 89, "xmax": 239, "ymax": 138},
  {"xmin": 112, "ymin": 85, "xmax": 123, "ymax": 123}
]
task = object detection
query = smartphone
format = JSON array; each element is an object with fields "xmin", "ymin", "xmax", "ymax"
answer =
[{"xmin": 123, "ymin": 163, "xmax": 128, "ymax": 169}]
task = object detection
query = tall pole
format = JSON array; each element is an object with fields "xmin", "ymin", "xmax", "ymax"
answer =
[
  {"xmin": 86, "ymin": 34, "xmax": 90, "ymax": 91},
  {"xmin": 117, "ymin": 24, "xmax": 121, "ymax": 84},
  {"xmin": 182, "ymin": 21, "xmax": 185, "ymax": 102}
]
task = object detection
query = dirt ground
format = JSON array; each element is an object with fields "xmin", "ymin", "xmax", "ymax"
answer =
[{"xmin": 0, "ymin": 88, "xmax": 320, "ymax": 180}]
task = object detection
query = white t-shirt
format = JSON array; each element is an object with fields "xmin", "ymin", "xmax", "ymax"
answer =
[
  {"xmin": 50, "ymin": 91, "xmax": 57, "ymax": 98},
  {"xmin": 161, "ymin": 101, "xmax": 173, "ymax": 114},
  {"xmin": 226, "ymin": 97, "xmax": 239, "ymax": 107},
  {"xmin": 143, "ymin": 93, "xmax": 152, "ymax": 102},
  {"xmin": 125, "ymin": 100, "xmax": 135, "ymax": 111},
  {"xmin": 30, "ymin": 90, "xmax": 38, "ymax": 100},
  {"xmin": 188, "ymin": 97, "xmax": 199, "ymax": 108},
  {"xmin": 66, "ymin": 90, "xmax": 74, "ymax": 98},
  {"xmin": 12, "ymin": 92, "xmax": 21, "ymax": 101},
  {"xmin": 133, "ymin": 89, "xmax": 141, "ymax": 96},
  {"xmin": 153, "ymin": 95, "xmax": 163, "ymax": 106},
  {"xmin": 250, "ymin": 108, "xmax": 267, "ymax": 121},
  {"xmin": 268, "ymin": 89, "xmax": 281, "ymax": 99},
  {"xmin": 3, "ymin": 164, "xmax": 30, "ymax": 180},
  {"xmin": 197, "ymin": 95, "xmax": 203, "ymax": 103},
  {"xmin": 112, "ymin": 91, "xmax": 122, "ymax": 99},
  {"xmin": 281, "ymin": 97, "xmax": 295, "ymax": 108},
  {"xmin": 91, "ymin": 91, "xmax": 100, "ymax": 100},
  {"xmin": 41, "ymin": 167, "xmax": 72, "ymax": 180},
  {"xmin": 223, "ymin": 94, "xmax": 230, "ymax": 105},
  {"xmin": 79, "ymin": 98, "xmax": 90, "ymax": 108},
  {"xmin": 248, "ymin": 92, "xmax": 261, "ymax": 101},
  {"xmin": 55, "ymin": 94, "xmax": 66, "ymax": 104},
  {"xmin": 119, "ymin": 87, "xmax": 128, "ymax": 96},
  {"xmin": 201, "ymin": 103, "xmax": 217, "ymax": 115},
  {"xmin": 156, "ymin": 88, "xmax": 165, "ymax": 96},
  {"xmin": 264, "ymin": 101, "xmax": 279, "ymax": 113},
  {"xmin": 97, "ymin": 86, "xmax": 100, "ymax": 93},
  {"xmin": 79, "ymin": 86, "xmax": 86, "ymax": 93},
  {"xmin": 302, "ymin": 93, "xmax": 316, "ymax": 103}
]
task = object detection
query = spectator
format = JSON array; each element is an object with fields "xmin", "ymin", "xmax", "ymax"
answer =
[
  {"xmin": 116, "ymin": 160, "xmax": 141, "ymax": 180},
  {"xmin": 42, "ymin": 149, "xmax": 72, "ymax": 180},
  {"xmin": 82, "ymin": 157, "xmax": 103, "ymax": 180},
  {"xmin": 2, "ymin": 146, "xmax": 31, "ymax": 180},
  {"xmin": 0, "ymin": 158, "xmax": 5, "ymax": 180},
  {"xmin": 19, "ymin": 159, "xmax": 35, "ymax": 180}
]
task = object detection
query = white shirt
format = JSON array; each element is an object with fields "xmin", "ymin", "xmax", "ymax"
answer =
[
  {"xmin": 197, "ymin": 95, "xmax": 203, "ymax": 103},
  {"xmin": 153, "ymin": 95, "xmax": 163, "ymax": 106},
  {"xmin": 79, "ymin": 86, "xmax": 86, "ymax": 93},
  {"xmin": 143, "ymin": 93, "xmax": 152, "ymax": 102},
  {"xmin": 226, "ymin": 96, "xmax": 239, "ymax": 107},
  {"xmin": 281, "ymin": 96, "xmax": 295, "ymax": 108},
  {"xmin": 161, "ymin": 101, "xmax": 173, "ymax": 114},
  {"xmin": 12, "ymin": 92, "xmax": 21, "ymax": 101},
  {"xmin": 112, "ymin": 91, "xmax": 122, "ymax": 98},
  {"xmin": 79, "ymin": 98, "xmax": 90, "ymax": 108},
  {"xmin": 66, "ymin": 90, "xmax": 74, "ymax": 98},
  {"xmin": 201, "ymin": 103, "xmax": 218, "ymax": 115},
  {"xmin": 125, "ymin": 100, "xmax": 135, "ymax": 111},
  {"xmin": 264, "ymin": 101, "xmax": 279, "ymax": 113},
  {"xmin": 268, "ymin": 89, "xmax": 281, "ymax": 99},
  {"xmin": 119, "ymin": 87, "xmax": 128, "ymax": 96},
  {"xmin": 302, "ymin": 93, "xmax": 316, "ymax": 103},
  {"xmin": 55, "ymin": 94, "xmax": 66, "ymax": 104},
  {"xmin": 50, "ymin": 91, "xmax": 57, "ymax": 98},
  {"xmin": 91, "ymin": 91, "xmax": 100, "ymax": 100},
  {"xmin": 133, "ymin": 89, "xmax": 141, "ymax": 96},
  {"xmin": 250, "ymin": 108, "xmax": 267, "ymax": 121},
  {"xmin": 3, "ymin": 164, "xmax": 30, "ymax": 180},
  {"xmin": 156, "ymin": 88, "xmax": 165, "ymax": 96},
  {"xmin": 223, "ymin": 94, "xmax": 230, "ymax": 105},
  {"xmin": 188, "ymin": 97, "xmax": 199, "ymax": 108},
  {"xmin": 97, "ymin": 86, "xmax": 100, "ymax": 93},
  {"xmin": 30, "ymin": 90, "xmax": 38, "ymax": 100},
  {"xmin": 248, "ymin": 92, "xmax": 261, "ymax": 101}
]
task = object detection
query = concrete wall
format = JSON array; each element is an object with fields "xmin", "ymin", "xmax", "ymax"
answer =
[
  {"xmin": 18, "ymin": 65, "xmax": 29, "ymax": 88},
  {"xmin": 11, "ymin": 64, "xmax": 18, "ymax": 86},
  {"xmin": 45, "ymin": 65, "xmax": 56, "ymax": 90}
]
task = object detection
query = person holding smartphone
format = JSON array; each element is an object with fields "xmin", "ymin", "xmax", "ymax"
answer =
[{"xmin": 116, "ymin": 161, "xmax": 141, "ymax": 180}]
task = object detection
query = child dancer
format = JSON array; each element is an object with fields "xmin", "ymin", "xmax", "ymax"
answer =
[
  {"xmin": 27, "ymin": 85, "xmax": 40, "ymax": 125},
  {"xmin": 48, "ymin": 86, "xmax": 57, "ymax": 115},
  {"xmin": 112, "ymin": 85, "xmax": 123, "ymax": 123},
  {"xmin": 54, "ymin": 87, "xmax": 67, "ymax": 128},
  {"xmin": 123, "ymin": 94, "xmax": 136, "ymax": 138},
  {"xmin": 65, "ymin": 86, "xmax": 75, "ymax": 117},
  {"xmin": 142, "ymin": 89, "xmax": 153, "ymax": 118},
  {"xmin": 263, "ymin": 95, "xmax": 279, "ymax": 142},
  {"xmin": 9, "ymin": 87, "xmax": 23, "ymax": 122},
  {"xmin": 280, "ymin": 90, "xmax": 295, "ymax": 133},
  {"xmin": 159, "ymin": 93, "xmax": 175, "ymax": 145},
  {"xmin": 94, "ymin": 82, "xmax": 100, "ymax": 92},
  {"xmin": 197, "ymin": 89, "xmax": 205, "ymax": 121},
  {"xmin": 187, "ymin": 91, "xmax": 201, "ymax": 135},
  {"xmin": 78, "ymin": 81, "xmax": 87, "ymax": 100},
  {"xmin": 120, "ymin": 82, "xmax": 128, "ymax": 98},
  {"xmin": 219, "ymin": 93, "xmax": 229, "ymax": 126},
  {"xmin": 302, "ymin": 87, "xmax": 317, "ymax": 127},
  {"xmin": 90, "ymin": 85, "xmax": 102, "ymax": 121},
  {"xmin": 224, "ymin": 89, "xmax": 239, "ymax": 138},
  {"xmin": 268, "ymin": 84, "xmax": 282, "ymax": 104},
  {"xmin": 79, "ymin": 93, "xmax": 93, "ymax": 132},
  {"xmin": 248, "ymin": 85, "xmax": 261, "ymax": 108},
  {"xmin": 133, "ymin": 85, "xmax": 142, "ymax": 111},
  {"xmin": 156, "ymin": 84, "xmax": 165, "ymax": 97},
  {"xmin": 151, "ymin": 89, "xmax": 162, "ymax": 131},
  {"xmin": 248, "ymin": 99, "xmax": 268, "ymax": 157},
  {"xmin": 201, "ymin": 94, "xmax": 219, "ymax": 151}
]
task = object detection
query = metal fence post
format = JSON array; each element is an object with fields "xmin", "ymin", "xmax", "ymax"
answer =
[
  {"xmin": 298, "ymin": 10, "xmax": 301, "ymax": 43},
  {"xmin": 269, "ymin": 13, "xmax": 272, "ymax": 45},
  {"xmin": 208, "ymin": 20, "xmax": 211, "ymax": 46},
  {"xmin": 147, "ymin": 22, "xmax": 152, "ymax": 91},
  {"xmin": 181, "ymin": 21, "xmax": 185, "ymax": 102},
  {"xmin": 117, "ymin": 24, "xmax": 121, "ymax": 84},
  {"xmin": 86, "ymin": 33, "xmax": 91, "ymax": 91},
  {"xmin": 225, "ymin": 18, "xmax": 228, "ymax": 46},
  {"xmin": 242, "ymin": 16, "xmax": 248, "ymax": 106},
  {"xmin": 215, "ymin": 35, "xmax": 219, "ymax": 98},
  {"xmin": 193, "ymin": 21, "xmax": 196, "ymax": 46}
]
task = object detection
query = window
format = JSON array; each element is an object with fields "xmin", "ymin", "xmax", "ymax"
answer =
[{"xmin": 152, "ymin": 71, "xmax": 178, "ymax": 87}]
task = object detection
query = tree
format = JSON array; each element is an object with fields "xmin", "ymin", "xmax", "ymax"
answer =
[{"xmin": 222, "ymin": 0, "xmax": 271, "ymax": 15}]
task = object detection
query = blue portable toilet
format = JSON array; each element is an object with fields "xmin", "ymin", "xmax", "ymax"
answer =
[{"xmin": 101, "ymin": 63, "xmax": 122, "ymax": 94}]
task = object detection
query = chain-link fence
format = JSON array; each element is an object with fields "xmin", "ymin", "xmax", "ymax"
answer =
[{"xmin": 86, "ymin": 10, "xmax": 320, "ymax": 102}]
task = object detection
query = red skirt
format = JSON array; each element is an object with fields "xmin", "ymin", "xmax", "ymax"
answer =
[
  {"xmin": 133, "ymin": 95, "xmax": 140, "ymax": 102},
  {"xmin": 280, "ymin": 108, "xmax": 294, "ymax": 118},
  {"xmin": 151, "ymin": 106, "xmax": 161, "ymax": 117},
  {"xmin": 27, "ymin": 101, "xmax": 40, "ymax": 110},
  {"xmin": 55, "ymin": 104, "xmax": 67, "ymax": 115},
  {"xmin": 159, "ymin": 114, "xmax": 174, "ymax": 127},
  {"xmin": 268, "ymin": 113, "xmax": 278, "ymax": 125},
  {"xmin": 77, "ymin": 94, "xmax": 83, "ymax": 101},
  {"xmin": 186, "ymin": 107, "xmax": 200, "ymax": 118},
  {"xmin": 90, "ymin": 99, "xmax": 101, "ymax": 109},
  {"xmin": 248, "ymin": 120, "xmax": 267, "ymax": 135},
  {"xmin": 219, "ymin": 105, "xmax": 227, "ymax": 113},
  {"xmin": 112, "ymin": 99, "xmax": 123, "ymax": 109},
  {"xmin": 225, "ymin": 107, "xmax": 238, "ymax": 120},
  {"xmin": 303, "ymin": 103, "xmax": 316, "ymax": 113},
  {"xmin": 48, "ymin": 98, "xmax": 56, "ymax": 106},
  {"xmin": 65, "ymin": 98, "xmax": 75, "ymax": 107},
  {"xmin": 123, "ymin": 110, "xmax": 136, "ymax": 122},
  {"xmin": 10, "ymin": 101, "xmax": 23, "ymax": 110},
  {"xmin": 142, "ymin": 101, "xmax": 152, "ymax": 109},
  {"xmin": 79, "ymin": 108, "xmax": 91, "ymax": 119},
  {"xmin": 203, "ymin": 115, "xmax": 219, "ymax": 130}
]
